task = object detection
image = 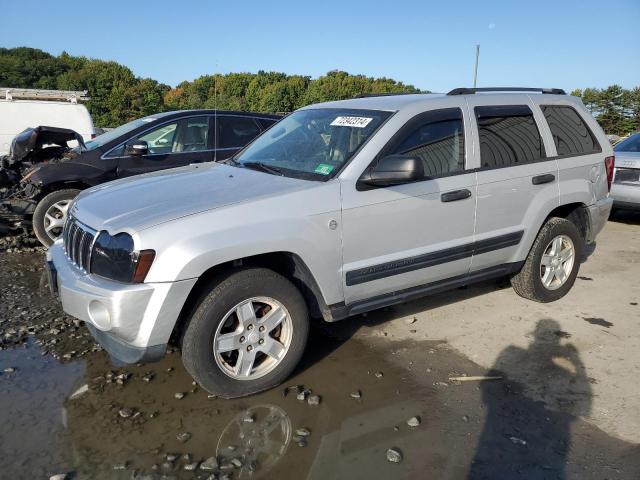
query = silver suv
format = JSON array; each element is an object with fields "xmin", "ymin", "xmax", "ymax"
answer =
[{"xmin": 47, "ymin": 87, "xmax": 614, "ymax": 398}]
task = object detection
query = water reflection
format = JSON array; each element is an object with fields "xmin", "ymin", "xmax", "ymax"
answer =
[{"xmin": 216, "ymin": 404, "xmax": 292, "ymax": 478}]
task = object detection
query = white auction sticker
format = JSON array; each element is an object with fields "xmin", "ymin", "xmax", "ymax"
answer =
[{"xmin": 330, "ymin": 116, "xmax": 373, "ymax": 128}]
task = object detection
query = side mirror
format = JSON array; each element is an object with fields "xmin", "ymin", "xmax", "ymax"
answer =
[
  {"xmin": 358, "ymin": 154, "xmax": 424, "ymax": 188},
  {"xmin": 124, "ymin": 140, "xmax": 148, "ymax": 156}
]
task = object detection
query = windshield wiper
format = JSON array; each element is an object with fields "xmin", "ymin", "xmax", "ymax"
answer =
[{"xmin": 241, "ymin": 161, "xmax": 285, "ymax": 176}]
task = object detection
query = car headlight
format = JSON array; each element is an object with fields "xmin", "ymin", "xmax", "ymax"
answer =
[{"xmin": 90, "ymin": 231, "xmax": 155, "ymax": 283}]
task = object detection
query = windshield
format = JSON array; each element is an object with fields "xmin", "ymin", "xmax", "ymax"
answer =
[
  {"xmin": 82, "ymin": 115, "xmax": 164, "ymax": 151},
  {"xmin": 614, "ymin": 133, "xmax": 640, "ymax": 153},
  {"xmin": 233, "ymin": 108, "xmax": 392, "ymax": 180}
]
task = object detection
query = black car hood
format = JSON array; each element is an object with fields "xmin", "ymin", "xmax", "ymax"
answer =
[{"xmin": 9, "ymin": 126, "xmax": 86, "ymax": 164}]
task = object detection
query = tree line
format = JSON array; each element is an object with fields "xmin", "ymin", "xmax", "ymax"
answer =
[{"xmin": 1, "ymin": 47, "xmax": 638, "ymax": 135}]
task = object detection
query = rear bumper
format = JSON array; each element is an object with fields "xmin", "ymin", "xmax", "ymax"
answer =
[
  {"xmin": 586, "ymin": 196, "xmax": 613, "ymax": 243},
  {"xmin": 46, "ymin": 241, "xmax": 197, "ymax": 364},
  {"xmin": 610, "ymin": 183, "xmax": 640, "ymax": 210}
]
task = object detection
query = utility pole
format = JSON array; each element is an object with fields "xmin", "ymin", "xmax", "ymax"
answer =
[{"xmin": 473, "ymin": 45, "xmax": 480, "ymax": 88}]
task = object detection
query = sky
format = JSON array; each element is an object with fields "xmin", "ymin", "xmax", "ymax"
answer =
[{"xmin": 2, "ymin": 0, "xmax": 639, "ymax": 93}]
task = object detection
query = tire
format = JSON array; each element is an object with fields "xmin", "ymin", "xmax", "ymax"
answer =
[
  {"xmin": 511, "ymin": 217, "xmax": 584, "ymax": 303},
  {"xmin": 33, "ymin": 189, "xmax": 80, "ymax": 247},
  {"xmin": 181, "ymin": 268, "xmax": 309, "ymax": 398}
]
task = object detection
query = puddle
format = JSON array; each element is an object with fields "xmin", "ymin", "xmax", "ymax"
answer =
[{"xmin": 1, "ymin": 251, "xmax": 639, "ymax": 479}]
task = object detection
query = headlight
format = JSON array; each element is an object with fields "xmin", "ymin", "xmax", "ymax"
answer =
[{"xmin": 90, "ymin": 231, "xmax": 155, "ymax": 283}]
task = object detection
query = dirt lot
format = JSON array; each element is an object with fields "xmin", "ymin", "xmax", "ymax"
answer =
[{"xmin": 0, "ymin": 211, "xmax": 639, "ymax": 480}]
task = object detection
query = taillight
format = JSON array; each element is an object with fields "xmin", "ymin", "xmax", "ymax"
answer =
[
  {"xmin": 604, "ymin": 156, "xmax": 615, "ymax": 192},
  {"xmin": 91, "ymin": 133, "xmax": 97, "ymax": 139}
]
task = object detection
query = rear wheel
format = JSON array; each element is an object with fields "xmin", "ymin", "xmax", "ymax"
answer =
[
  {"xmin": 511, "ymin": 217, "xmax": 583, "ymax": 302},
  {"xmin": 32, "ymin": 189, "xmax": 80, "ymax": 247},
  {"xmin": 181, "ymin": 268, "xmax": 309, "ymax": 398}
]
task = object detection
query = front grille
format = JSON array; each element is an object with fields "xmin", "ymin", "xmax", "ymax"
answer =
[{"xmin": 63, "ymin": 216, "xmax": 97, "ymax": 272}]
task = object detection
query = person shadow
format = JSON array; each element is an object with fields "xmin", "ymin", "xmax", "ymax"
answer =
[{"xmin": 468, "ymin": 318, "xmax": 592, "ymax": 480}]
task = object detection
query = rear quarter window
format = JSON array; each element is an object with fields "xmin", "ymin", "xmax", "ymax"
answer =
[
  {"xmin": 541, "ymin": 105, "xmax": 601, "ymax": 156},
  {"xmin": 475, "ymin": 105, "xmax": 546, "ymax": 168}
]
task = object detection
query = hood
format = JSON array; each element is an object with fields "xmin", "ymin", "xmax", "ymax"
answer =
[{"xmin": 73, "ymin": 163, "xmax": 312, "ymax": 233}]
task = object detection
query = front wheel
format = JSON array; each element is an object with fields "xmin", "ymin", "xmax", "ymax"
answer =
[
  {"xmin": 32, "ymin": 189, "xmax": 80, "ymax": 247},
  {"xmin": 181, "ymin": 268, "xmax": 309, "ymax": 398},
  {"xmin": 511, "ymin": 217, "xmax": 584, "ymax": 303}
]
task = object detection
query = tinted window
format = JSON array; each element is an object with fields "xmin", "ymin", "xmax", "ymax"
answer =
[
  {"xmin": 106, "ymin": 116, "xmax": 209, "ymax": 157},
  {"xmin": 258, "ymin": 118, "xmax": 278, "ymax": 130},
  {"xmin": 541, "ymin": 105, "xmax": 600, "ymax": 156},
  {"xmin": 218, "ymin": 117, "xmax": 261, "ymax": 148},
  {"xmin": 614, "ymin": 133, "xmax": 640, "ymax": 153},
  {"xmin": 475, "ymin": 105, "xmax": 545, "ymax": 168},
  {"xmin": 389, "ymin": 108, "xmax": 465, "ymax": 177}
]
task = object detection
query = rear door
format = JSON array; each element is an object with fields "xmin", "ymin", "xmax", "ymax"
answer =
[
  {"xmin": 340, "ymin": 105, "xmax": 477, "ymax": 304},
  {"xmin": 468, "ymin": 97, "xmax": 559, "ymax": 273},
  {"xmin": 214, "ymin": 115, "xmax": 263, "ymax": 161},
  {"xmin": 116, "ymin": 115, "xmax": 213, "ymax": 178}
]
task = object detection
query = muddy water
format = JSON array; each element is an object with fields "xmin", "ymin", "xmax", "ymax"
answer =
[{"xmin": 1, "ymin": 251, "xmax": 639, "ymax": 480}]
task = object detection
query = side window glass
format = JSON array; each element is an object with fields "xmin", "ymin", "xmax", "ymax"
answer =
[
  {"xmin": 258, "ymin": 118, "xmax": 277, "ymax": 130},
  {"xmin": 218, "ymin": 117, "xmax": 261, "ymax": 149},
  {"xmin": 172, "ymin": 117, "xmax": 209, "ymax": 152},
  {"xmin": 389, "ymin": 108, "xmax": 465, "ymax": 177},
  {"xmin": 541, "ymin": 105, "xmax": 600, "ymax": 156},
  {"xmin": 475, "ymin": 105, "xmax": 545, "ymax": 168},
  {"xmin": 139, "ymin": 123, "xmax": 177, "ymax": 154}
]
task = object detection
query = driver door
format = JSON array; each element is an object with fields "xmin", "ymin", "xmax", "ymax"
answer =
[
  {"xmin": 340, "ymin": 107, "xmax": 477, "ymax": 304},
  {"xmin": 116, "ymin": 116, "xmax": 214, "ymax": 178}
]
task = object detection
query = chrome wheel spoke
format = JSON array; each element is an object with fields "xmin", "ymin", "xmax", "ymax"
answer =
[
  {"xmin": 542, "ymin": 267, "xmax": 554, "ymax": 287},
  {"xmin": 559, "ymin": 247, "xmax": 573, "ymax": 263},
  {"xmin": 235, "ymin": 348, "xmax": 257, "ymax": 377},
  {"xmin": 216, "ymin": 331, "xmax": 242, "ymax": 353},
  {"xmin": 236, "ymin": 301, "xmax": 257, "ymax": 327},
  {"xmin": 551, "ymin": 237, "xmax": 563, "ymax": 255},
  {"xmin": 44, "ymin": 213, "xmax": 65, "ymax": 232},
  {"xmin": 541, "ymin": 254, "xmax": 554, "ymax": 267},
  {"xmin": 261, "ymin": 338, "xmax": 285, "ymax": 359},
  {"xmin": 555, "ymin": 267, "xmax": 568, "ymax": 284},
  {"xmin": 260, "ymin": 306, "xmax": 286, "ymax": 333}
]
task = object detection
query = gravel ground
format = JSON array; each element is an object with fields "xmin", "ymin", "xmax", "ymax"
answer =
[{"xmin": 0, "ymin": 211, "xmax": 639, "ymax": 479}]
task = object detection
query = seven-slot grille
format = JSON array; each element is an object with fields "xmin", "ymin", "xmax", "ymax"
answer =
[{"xmin": 63, "ymin": 216, "xmax": 97, "ymax": 272}]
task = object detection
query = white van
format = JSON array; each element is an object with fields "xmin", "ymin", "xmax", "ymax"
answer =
[{"xmin": 0, "ymin": 88, "xmax": 95, "ymax": 155}]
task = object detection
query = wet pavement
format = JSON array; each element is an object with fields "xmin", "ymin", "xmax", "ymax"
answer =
[{"xmin": 1, "ymin": 250, "xmax": 639, "ymax": 479}]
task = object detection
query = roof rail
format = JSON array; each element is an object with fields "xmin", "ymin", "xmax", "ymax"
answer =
[
  {"xmin": 447, "ymin": 87, "xmax": 566, "ymax": 96},
  {"xmin": 0, "ymin": 88, "xmax": 90, "ymax": 103},
  {"xmin": 354, "ymin": 92, "xmax": 422, "ymax": 99}
]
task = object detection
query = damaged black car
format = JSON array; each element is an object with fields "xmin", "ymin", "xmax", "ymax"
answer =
[{"xmin": 0, "ymin": 110, "xmax": 281, "ymax": 246}]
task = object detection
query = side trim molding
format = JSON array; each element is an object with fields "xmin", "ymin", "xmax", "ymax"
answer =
[
  {"xmin": 330, "ymin": 262, "xmax": 524, "ymax": 321},
  {"xmin": 345, "ymin": 231, "xmax": 523, "ymax": 286}
]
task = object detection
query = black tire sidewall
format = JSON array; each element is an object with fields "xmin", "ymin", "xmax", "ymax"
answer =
[
  {"xmin": 32, "ymin": 189, "xmax": 80, "ymax": 247},
  {"xmin": 529, "ymin": 219, "xmax": 583, "ymax": 302},
  {"xmin": 182, "ymin": 268, "xmax": 309, "ymax": 398}
]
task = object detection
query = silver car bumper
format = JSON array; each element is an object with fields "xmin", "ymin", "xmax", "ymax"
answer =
[
  {"xmin": 47, "ymin": 241, "xmax": 197, "ymax": 364},
  {"xmin": 586, "ymin": 196, "xmax": 613, "ymax": 243},
  {"xmin": 610, "ymin": 182, "xmax": 640, "ymax": 210}
]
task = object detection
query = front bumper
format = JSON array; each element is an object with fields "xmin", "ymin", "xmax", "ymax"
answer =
[
  {"xmin": 47, "ymin": 241, "xmax": 197, "ymax": 364},
  {"xmin": 610, "ymin": 183, "xmax": 640, "ymax": 210},
  {"xmin": 586, "ymin": 196, "xmax": 613, "ymax": 243}
]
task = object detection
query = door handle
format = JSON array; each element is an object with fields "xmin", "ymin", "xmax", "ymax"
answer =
[
  {"xmin": 532, "ymin": 174, "xmax": 555, "ymax": 185},
  {"xmin": 441, "ymin": 189, "xmax": 472, "ymax": 202}
]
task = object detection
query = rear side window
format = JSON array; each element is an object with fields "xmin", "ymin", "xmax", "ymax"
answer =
[
  {"xmin": 388, "ymin": 108, "xmax": 465, "ymax": 178},
  {"xmin": 475, "ymin": 105, "xmax": 545, "ymax": 168},
  {"xmin": 541, "ymin": 105, "xmax": 601, "ymax": 156},
  {"xmin": 217, "ymin": 116, "xmax": 261, "ymax": 149}
]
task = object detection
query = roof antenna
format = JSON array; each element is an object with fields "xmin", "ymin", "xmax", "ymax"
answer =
[
  {"xmin": 214, "ymin": 60, "xmax": 218, "ymax": 158},
  {"xmin": 473, "ymin": 45, "xmax": 480, "ymax": 88}
]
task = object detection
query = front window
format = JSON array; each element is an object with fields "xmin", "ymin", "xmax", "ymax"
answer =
[
  {"xmin": 232, "ymin": 108, "xmax": 392, "ymax": 180},
  {"xmin": 83, "ymin": 114, "xmax": 169, "ymax": 152}
]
